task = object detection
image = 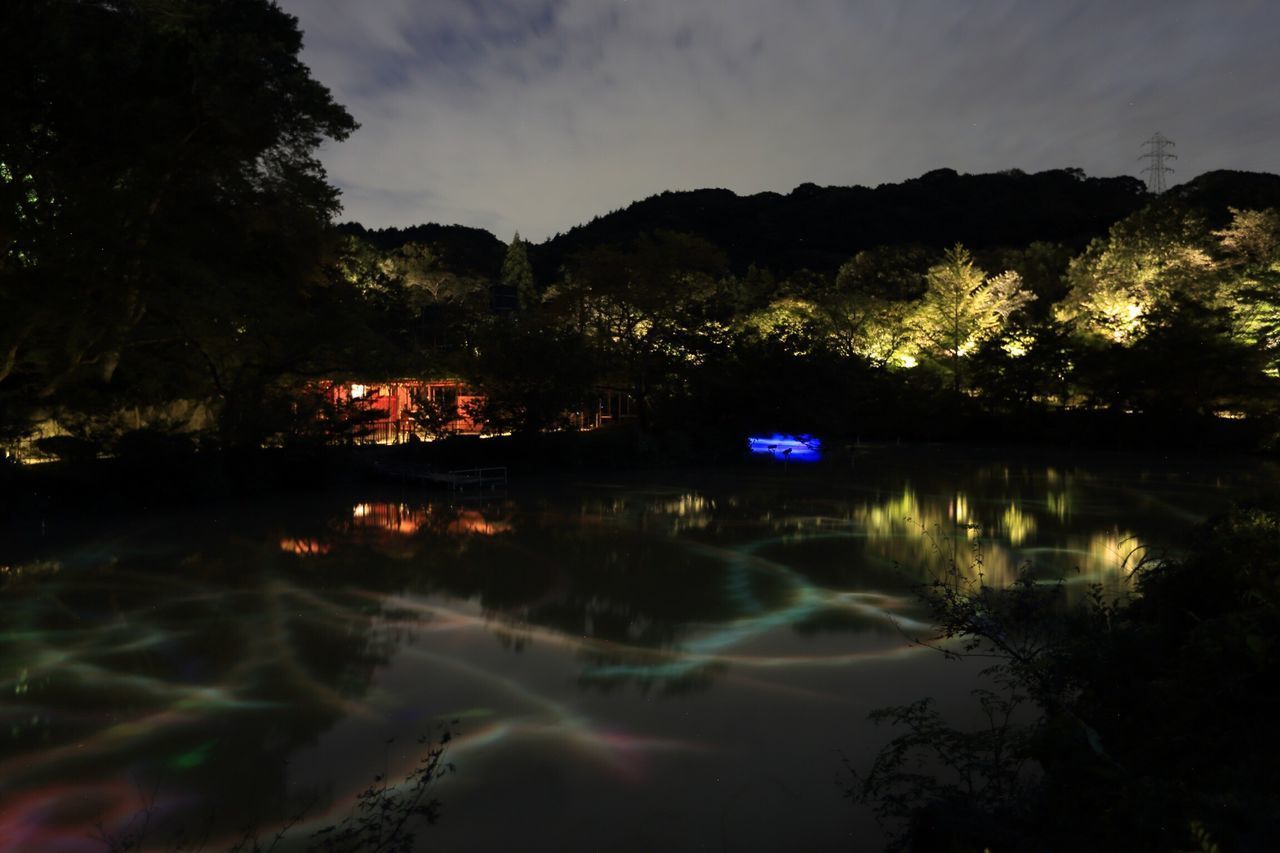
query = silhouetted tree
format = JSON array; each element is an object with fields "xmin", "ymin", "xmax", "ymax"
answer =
[
  {"xmin": 0, "ymin": 0, "xmax": 356, "ymax": 446},
  {"xmin": 560, "ymin": 231, "xmax": 729, "ymax": 428},
  {"xmin": 465, "ymin": 320, "xmax": 597, "ymax": 435},
  {"xmin": 501, "ymin": 232, "xmax": 537, "ymax": 311}
]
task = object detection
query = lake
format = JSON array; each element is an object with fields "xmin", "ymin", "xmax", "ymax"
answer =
[{"xmin": 1, "ymin": 445, "xmax": 1272, "ymax": 851}]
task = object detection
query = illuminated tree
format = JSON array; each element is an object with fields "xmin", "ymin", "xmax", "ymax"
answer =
[
  {"xmin": 1056, "ymin": 209, "xmax": 1216, "ymax": 343},
  {"xmin": 910, "ymin": 245, "xmax": 1032, "ymax": 392},
  {"xmin": 822, "ymin": 292, "xmax": 915, "ymax": 368},
  {"xmin": 740, "ymin": 263, "xmax": 914, "ymax": 368},
  {"xmin": 970, "ymin": 319, "xmax": 1074, "ymax": 409},
  {"xmin": 1215, "ymin": 207, "xmax": 1280, "ymax": 266},
  {"xmin": 1214, "ymin": 207, "xmax": 1280, "ymax": 372},
  {"xmin": 994, "ymin": 241, "xmax": 1075, "ymax": 319},
  {"xmin": 738, "ymin": 297, "xmax": 825, "ymax": 356},
  {"xmin": 1054, "ymin": 206, "xmax": 1279, "ymax": 415}
]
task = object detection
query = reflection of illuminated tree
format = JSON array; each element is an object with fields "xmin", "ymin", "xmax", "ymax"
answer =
[{"xmin": 839, "ymin": 470, "xmax": 1142, "ymax": 596}]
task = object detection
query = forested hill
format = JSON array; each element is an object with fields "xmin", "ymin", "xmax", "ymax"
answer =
[
  {"xmin": 1159, "ymin": 169, "xmax": 1280, "ymax": 223},
  {"xmin": 530, "ymin": 168, "xmax": 1149, "ymax": 280},
  {"xmin": 341, "ymin": 168, "xmax": 1280, "ymax": 284},
  {"xmin": 337, "ymin": 222, "xmax": 508, "ymax": 281}
]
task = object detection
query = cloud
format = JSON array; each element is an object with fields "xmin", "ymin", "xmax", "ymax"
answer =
[{"xmin": 280, "ymin": 0, "xmax": 1280, "ymax": 240}]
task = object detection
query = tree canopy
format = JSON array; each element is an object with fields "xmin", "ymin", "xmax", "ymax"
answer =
[
  {"xmin": 911, "ymin": 246, "xmax": 1032, "ymax": 392},
  {"xmin": 1, "ymin": 0, "xmax": 356, "ymax": 446}
]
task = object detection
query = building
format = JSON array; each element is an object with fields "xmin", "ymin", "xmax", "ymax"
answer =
[
  {"xmin": 323, "ymin": 379, "xmax": 637, "ymax": 444},
  {"xmin": 326, "ymin": 379, "xmax": 483, "ymax": 444}
]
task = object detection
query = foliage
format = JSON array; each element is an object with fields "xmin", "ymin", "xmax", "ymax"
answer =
[
  {"xmin": 968, "ymin": 319, "xmax": 1073, "ymax": 409},
  {"xmin": 994, "ymin": 241, "xmax": 1075, "ymax": 319},
  {"xmin": 737, "ymin": 297, "xmax": 826, "ymax": 356},
  {"xmin": 1214, "ymin": 207, "xmax": 1280, "ymax": 374},
  {"xmin": 463, "ymin": 318, "xmax": 598, "ymax": 435},
  {"xmin": 1, "ymin": 0, "xmax": 356, "ymax": 445},
  {"xmin": 849, "ymin": 507, "xmax": 1280, "ymax": 851},
  {"xmin": 558, "ymin": 230, "xmax": 730, "ymax": 427},
  {"xmin": 501, "ymin": 232, "xmax": 537, "ymax": 310},
  {"xmin": 822, "ymin": 291, "xmax": 916, "ymax": 367},
  {"xmin": 6, "ymin": 11, "xmax": 1280, "ymax": 463},
  {"xmin": 320, "ymin": 188, "xmax": 1280, "ymax": 445},
  {"xmin": 835, "ymin": 245, "xmax": 934, "ymax": 300},
  {"xmin": 1058, "ymin": 207, "xmax": 1217, "ymax": 342},
  {"xmin": 847, "ymin": 688, "xmax": 1035, "ymax": 853},
  {"xmin": 406, "ymin": 387, "xmax": 461, "ymax": 440},
  {"xmin": 910, "ymin": 245, "xmax": 1033, "ymax": 392},
  {"xmin": 310, "ymin": 730, "xmax": 455, "ymax": 853},
  {"xmin": 34, "ymin": 434, "xmax": 101, "ymax": 464}
]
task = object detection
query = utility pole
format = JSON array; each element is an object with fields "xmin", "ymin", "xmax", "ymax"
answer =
[{"xmin": 1139, "ymin": 132, "xmax": 1176, "ymax": 194}]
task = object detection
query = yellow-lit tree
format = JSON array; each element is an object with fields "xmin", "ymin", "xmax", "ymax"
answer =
[
  {"xmin": 911, "ymin": 245, "xmax": 1032, "ymax": 393},
  {"xmin": 1056, "ymin": 209, "xmax": 1216, "ymax": 343},
  {"xmin": 823, "ymin": 292, "xmax": 915, "ymax": 367},
  {"xmin": 737, "ymin": 297, "xmax": 825, "ymax": 356},
  {"xmin": 1214, "ymin": 207, "xmax": 1280, "ymax": 374}
]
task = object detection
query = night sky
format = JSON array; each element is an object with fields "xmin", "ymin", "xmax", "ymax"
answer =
[{"xmin": 278, "ymin": 0, "xmax": 1280, "ymax": 241}]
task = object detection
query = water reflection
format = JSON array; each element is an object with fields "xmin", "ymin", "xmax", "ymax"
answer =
[
  {"xmin": 0, "ymin": 552, "xmax": 402, "ymax": 848},
  {"xmin": 0, "ymin": 452, "xmax": 1263, "ymax": 849}
]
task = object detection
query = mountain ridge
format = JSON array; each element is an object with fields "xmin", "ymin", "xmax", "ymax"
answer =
[{"xmin": 340, "ymin": 168, "xmax": 1280, "ymax": 283}]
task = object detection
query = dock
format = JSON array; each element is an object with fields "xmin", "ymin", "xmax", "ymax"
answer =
[{"xmin": 370, "ymin": 459, "xmax": 508, "ymax": 492}]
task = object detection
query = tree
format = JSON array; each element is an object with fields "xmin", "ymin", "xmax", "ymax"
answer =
[
  {"xmin": 994, "ymin": 241, "xmax": 1074, "ymax": 320},
  {"xmin": 737, "ymin": 297, "xmax": 825, "ymax": 357},
  {"xmin": 464, "ymin": 319, "xmax": 596, "ymax": 436},
  {"xmin": 821, "ymin": 292, "xmax": 915, "ymax": 368},
  {"xmin": 560, "ymin": 231, "xmax": 729, "ymax": 429},
  {"xmin": 969, "ymin": 318, "xmax": 1074, "ymax": 409},
  {"xmin": 0, "ymin": 0, "xmax": 357, "ymax": 447},
  {"xmin": 910, "ymin": 245, "xmax": 1032, "ymax": 393},
  {"xmin": 501, "ymin": 231, "xmax": 537, "ymax": 310},
  {"xmin": 1056, "ymin": 207, "xmax": 1216, "ymax": 343},
  {"xmin": 407, "ymin": 386, "xmax": 462, "ymax": 440},
  {"xmin": 1214, "ymin": 207, "xmax": 1280, "ymax": 375},
  {"xmin": 336, "ymin": 235, "xmax": 489, "ymax": 359},
  {"xmin": 834, "ymin": 245, "xmax": 933, "ymax": 301}
]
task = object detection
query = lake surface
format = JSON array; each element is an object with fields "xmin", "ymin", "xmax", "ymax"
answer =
[{"xmin": 1, "ymin": 446, "xmax": 1272, "ymax": 851}]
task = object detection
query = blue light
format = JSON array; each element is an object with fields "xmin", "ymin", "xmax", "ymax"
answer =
[{"xmin": 747, "ymin": 434, "xmax": 822, "ymax": 462}]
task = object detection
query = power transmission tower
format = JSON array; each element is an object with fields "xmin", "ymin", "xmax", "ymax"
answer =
[{"xmin": 1139, "ymin": 132, "xmax": 1176, "ymax": 193}]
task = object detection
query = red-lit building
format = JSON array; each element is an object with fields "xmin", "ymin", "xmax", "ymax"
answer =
[
  {"xmin": 323, "ymin": 379, "xmax": 636, "ymax": 444},
  {"xmin": 327, "ymin": 379, "xmax": 483, "ymax": 443}
]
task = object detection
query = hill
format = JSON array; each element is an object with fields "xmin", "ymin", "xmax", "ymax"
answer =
[
  {"xmin": 528, "ymin": 168, "xmax": 1150, "ymax": 281},
  {"xmin": 341, "ymin": 169, "xmax": 1280, "ymax": 284},
  {"xmin": 1158, "ymin": 169, "xmax": 1280, "ymax": 225},
  {"xmin": 336, "ymin": 222, "xmax": 507, "ymax": 281}
]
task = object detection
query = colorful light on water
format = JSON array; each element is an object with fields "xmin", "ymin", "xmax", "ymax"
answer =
[
  {"xmin": 747, "ymin": 434, "xmax": 822, "ymax": 462},
  {"xmin": 0, "ymin": 461, "xmax": 1219, "ymax": 848}
]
